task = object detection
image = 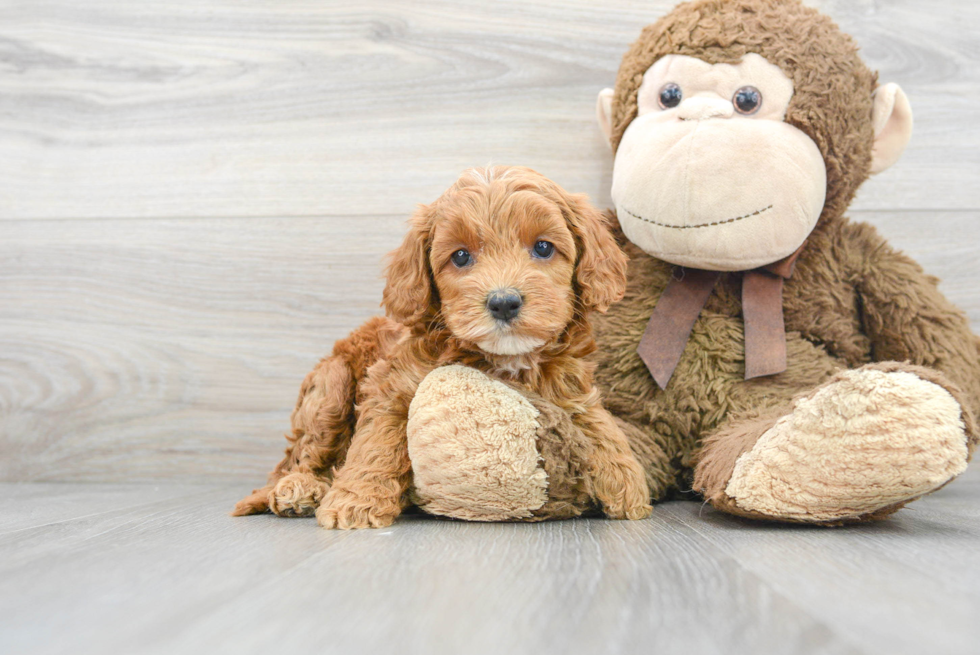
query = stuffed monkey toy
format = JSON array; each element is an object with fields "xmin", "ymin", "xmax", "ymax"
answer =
[{"xmin": 588, "ymin": 0, "xmax": 979, "ymax": 523}]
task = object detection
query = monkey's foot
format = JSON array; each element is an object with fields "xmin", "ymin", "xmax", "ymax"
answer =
[
  {"xmin": 724, "ymin": 367, "xmax": 969, "ymax": 523},
  {"xmin": 407, "ymin": 365, "xmax": 549, "ymax": 521}
]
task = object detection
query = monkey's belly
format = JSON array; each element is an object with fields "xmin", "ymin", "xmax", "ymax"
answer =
[
  {"xmin": 406, "ymin": 365, "xmax": 549, "ymax": 521},
  {"xmin": 594, "ymin": 286, "xmax": 846, "ymax": 476}
]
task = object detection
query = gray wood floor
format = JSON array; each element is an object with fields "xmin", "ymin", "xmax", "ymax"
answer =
[
  {"xmin": 3, "ymin": 467, "xmax": 979, "ymax": 655},
  {"xmin": 3, "ymin": 1, "xmax": 980, "ymax": 653}
]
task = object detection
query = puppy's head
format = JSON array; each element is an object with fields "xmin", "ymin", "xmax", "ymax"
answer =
[{"xmin": 383, "ymin": 166, "xmax": 627, "ymax": 356}]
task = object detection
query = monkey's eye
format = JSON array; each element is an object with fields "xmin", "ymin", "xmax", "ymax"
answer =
[
  {"xmin": 733, "ymin": 86, "xmax": 763, "ymax": 115},
  {"xmin": 658, "ymin": 83, "xmax": 683, "ymax": 109},
  {"xmin": 532, "ymin": 240, "xmax": 554, "ymax": 259},
  {"xmin": 451, "ymin": 249, "xmax": 472, "ymax": 267}
]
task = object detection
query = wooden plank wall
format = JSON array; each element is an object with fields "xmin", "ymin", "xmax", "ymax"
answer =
[{"xmin": 2, "ymin": 0, "xmax": 978, "ymax": 482}]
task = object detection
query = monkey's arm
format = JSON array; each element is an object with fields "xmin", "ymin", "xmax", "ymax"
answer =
[{"xmin": 844, "ymin": 219, "xmax": 980, "ymax": 447}]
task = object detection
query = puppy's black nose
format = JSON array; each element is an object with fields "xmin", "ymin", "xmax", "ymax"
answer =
[{"xmin": 487, "ymin": 291, "xmax": 523, "ymax": 322}]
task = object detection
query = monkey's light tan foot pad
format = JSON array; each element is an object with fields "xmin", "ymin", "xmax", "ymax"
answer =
[
  {"xmin": 726, "ymin": 369, "xmax": 969, "ymax": 522},
  {"xmin": 407, "ymin": 365, "xmax": 548, "ymax": 521}
]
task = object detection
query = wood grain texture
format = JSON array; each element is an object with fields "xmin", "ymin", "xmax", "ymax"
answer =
[
  {"xmin": 0, "ymin": 482, "xmax": 219, "ymax": 533},
  {"xmin": 0, "ymin": 215, "xmax": 404, "ymax": 481},
  {"xmin": 662, "ymin": 471, "xmax": 980, "ymax": 655},
  {"xmin": 0, "ymin": 0, "xmax": 977, "ymax": 221},
  {"xmin": 2, "ymin": 469, "xmax": 979, "ymax": 655}
]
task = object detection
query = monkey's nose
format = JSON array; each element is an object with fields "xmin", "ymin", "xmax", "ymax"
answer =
[
  {"xmin": 677, "ymin": 97, "xmax": 734, "ymax": 121},
  {"xmin": 487, "ymin": 291, "xmax": 523, "ymax": 322}
]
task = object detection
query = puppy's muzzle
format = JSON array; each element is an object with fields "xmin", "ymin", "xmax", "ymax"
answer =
[{"xmin": 486, "ymin": 290, "xmax": 523, "ymax": 322}]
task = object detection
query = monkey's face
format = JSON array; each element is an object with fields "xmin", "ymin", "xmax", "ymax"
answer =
[{"xmin": 609, "ymin": 54, "xmax": 827, "ymax": 271}]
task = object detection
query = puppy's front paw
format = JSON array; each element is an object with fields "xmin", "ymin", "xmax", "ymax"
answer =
[
  {"xmin": 269, "ymin": 472, "xmax": 328, "ymax": 518},
  {"xmin": 315, "ymin": 487, "xmax": 399, "ymax": 530},
  {"xmin": 597, "ymin": 466, "xmax": 652, "ymax": 520}
]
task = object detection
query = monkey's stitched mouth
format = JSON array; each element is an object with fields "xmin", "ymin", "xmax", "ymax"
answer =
[{"xmin": 622, "ymin": 204, "xmax": 773, "ymax": 229}]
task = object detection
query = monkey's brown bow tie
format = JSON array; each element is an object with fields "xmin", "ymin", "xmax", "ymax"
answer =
[{"xmin": 636, "ymin": 245, "xmax": 806, "ymax": 389}]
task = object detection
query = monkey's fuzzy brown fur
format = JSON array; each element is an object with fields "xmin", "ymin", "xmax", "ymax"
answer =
[
  {"xmin": 234, "ymin": 167, "xmax": 652, "ymax": 527},
  {"xmin": 594, "ymin": 0, "xmax": 980, "ymax": 522}
]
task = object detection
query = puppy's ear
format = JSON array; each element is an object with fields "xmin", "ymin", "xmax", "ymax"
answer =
[
  {"xmin": 382, "ymin": 205, "xmax": 436, "ymax": 325},
  {"xmin": 562, "ymin": 193, "xmax": 628, "ymax": 313}
]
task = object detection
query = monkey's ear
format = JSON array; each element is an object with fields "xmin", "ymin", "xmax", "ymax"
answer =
[
  {"xmin": 870, "ymin": 83, "xmax": 913, "ymax": 175},
  {"xmin": 382, "ymin": 205, "xmax": 436, "ymax": 326},
  {"xmin": 596, "ymin": 88, "xmax": 615, "ymax": 147},
  {"xmin": 563, "ymin": 192, "xmax": 628, "ymax": 313}
]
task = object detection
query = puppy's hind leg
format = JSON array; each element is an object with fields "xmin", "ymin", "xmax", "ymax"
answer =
[
  {"xmin": 232, "ymin": 354, "xmax": 357, "ymax": 517},
  {"xmin": 232, "ymin": 317, "xmax": 406, "ymax": 518}
]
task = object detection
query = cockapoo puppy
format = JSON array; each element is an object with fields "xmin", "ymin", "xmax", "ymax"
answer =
[{"xmin": 233, "ymin": 166, "xmax": 652, "ymax": 528}]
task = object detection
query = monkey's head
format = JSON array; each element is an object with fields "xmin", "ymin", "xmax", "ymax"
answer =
[{"xmin": 597, "ymin": 0, "xmax": 913, "ymax": 271}]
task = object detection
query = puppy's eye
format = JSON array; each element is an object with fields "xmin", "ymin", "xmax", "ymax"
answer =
[
  {"xmin": 450, "ymin": 249, "xmax": 471, "ymax": 268},
  {"xmin": 658, "ymin": 83, "xmax": 682, "ymax": 109},
  {"xmin": 532, "ymin": 240, "xmax": 554, "ymax": 259},
  {"xmin": 733, "ymin": 86, "xmax": 762, "ymax": 115}
]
